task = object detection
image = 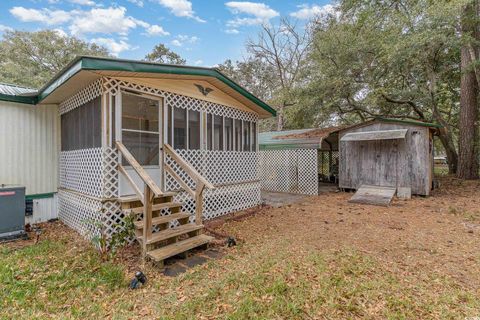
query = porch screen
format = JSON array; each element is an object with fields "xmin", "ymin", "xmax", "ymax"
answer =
[{"xmin": 61, "ymin": 97, "xmax": 101, "ymax": 151}]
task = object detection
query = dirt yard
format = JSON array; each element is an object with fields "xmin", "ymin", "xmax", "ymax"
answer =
[{"xmin": 1, "ymin": 176, "xmax": 480, "ymax": 319}]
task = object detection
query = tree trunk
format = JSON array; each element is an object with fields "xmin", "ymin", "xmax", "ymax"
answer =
[
  {"xmin": 437, "ymin": 126, "xmax": 459, "ymax": 174},
  {"xmin": 276, "ymin": 105, "xmax": 284, "ymax": 131},
  {"xmin": 458, "ymin": 1, "xmax": 480, "ymax": 179}
]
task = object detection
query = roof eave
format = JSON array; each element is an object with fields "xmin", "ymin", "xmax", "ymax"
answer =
[{"xmin": 36, "ymin": 56, "xmax": 276, "ymax": 116}]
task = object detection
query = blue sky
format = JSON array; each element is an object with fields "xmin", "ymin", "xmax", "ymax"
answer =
[{"xmin": 0, "ymin": 0, "xmax": 333, "ymax": 67}]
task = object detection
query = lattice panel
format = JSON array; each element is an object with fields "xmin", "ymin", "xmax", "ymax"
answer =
[
  {"xmin": 59, "ymin": 79, "xmax": 102, "ymax": 115},
  {"xmin": 172, "ymin": 182, "xmax": 261, "ymax": 221},
  {"xmin": 102, "ymin": 148, "xmax": 119, "ymax": 198},
  {"xmin": 259, "ymin": 150, "xmax": 318, "ymax": 195},
  {"xmin": 58, "ymin": 190, "xmax": 102, "ymax": 240},
  {"xmin": 165, "ymin": 149, "xmax": 258, "ymax": 191},
  {"xmin": 59, "ymin": 148, "xmax": 104, "ymax": 198},
  {"xmin": 102, "ymin": 77, "xmax": 258, "ymax": 122},
  {"xmin": 318, "ymin": 150, "xmax": 339, "ymax": 182}
]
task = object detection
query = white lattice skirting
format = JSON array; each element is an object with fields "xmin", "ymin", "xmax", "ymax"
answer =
[{"xmin": 259, "ymin": 150, "xmax": 318, "ymax": 195}]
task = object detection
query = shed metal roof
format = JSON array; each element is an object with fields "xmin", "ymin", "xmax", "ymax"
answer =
[{"xmin": 340, "ymin": 129, "xmax": 408, "ymax": 142}]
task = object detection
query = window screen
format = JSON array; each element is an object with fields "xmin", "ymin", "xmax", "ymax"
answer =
[
  {"xmin": 235, "ymin": 119, "xmax": 242, "ymax": 151},
  {"xmin": 243, "ymin": 121, "xmax": 251, "ymax": 151},
  {"xmin": 207, "ymin": 113, "xmax": 213, "ymax": 150},
  {"xmin": 188, "ymin": 110, "xmax": 200, "ymax": 149},
  {"xmin": 213, "ymin": 115, "xmax": 223, "ymax": 150},
  {"xmin": 174, "ymin": 107, "xmax": 187, "ymax": 149},
  {"xmin": 61, "ymin": 96, "xmax": 101, "ymax": 151},
  {"xmin": 225, "ymin": 117, "xmax": 234, "ymax": 151}
]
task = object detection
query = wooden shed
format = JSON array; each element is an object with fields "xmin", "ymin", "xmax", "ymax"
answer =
[{"xmin": 339, "ymin": 118, "xmax": 439, "ymax": 196}]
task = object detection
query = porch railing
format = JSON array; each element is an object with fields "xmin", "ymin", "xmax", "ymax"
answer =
[
  {"xmin": 163, "ymin": 143, "xmax": 215, "ymax": 226},
  {"xmin": 115, "ymin": 141, "xmax": 164, "ymax": 257}
]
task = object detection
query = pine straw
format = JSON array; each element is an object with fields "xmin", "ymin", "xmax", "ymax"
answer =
[{"xmin": 1, "ymin": 176, "xmax": 480, "ymax": 319}]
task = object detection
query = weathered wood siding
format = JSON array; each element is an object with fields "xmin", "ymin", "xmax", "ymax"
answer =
[{"xmin": 339, "ymin": 122, "xmax": 432, "ymax": 196}]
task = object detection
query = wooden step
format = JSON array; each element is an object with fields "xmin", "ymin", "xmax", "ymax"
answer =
[
  {"xmin": 147, "ymin": 234, "xmax": 214, "ymax": 262},
  {"xmin": 138, "ymin": 224, "xmax": 204, "ymax": 245},
  {"xmin": 123, "ymin": 202, "xmax": 183, "ymax": 214},
  {"xmin": 118, "ymin": 192, "xmax": 177, "ymax": 203},
  {"xmin": 134, "ymin": 212, "xmax": 192, "ymax": 229}
]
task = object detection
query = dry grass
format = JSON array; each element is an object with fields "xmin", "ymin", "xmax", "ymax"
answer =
[{"xmin": 1, "ymin": 176, "xmax": 480, "ymax": 319}]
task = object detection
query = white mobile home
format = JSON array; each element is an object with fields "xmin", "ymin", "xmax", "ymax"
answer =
[{"xmin": 0, "ymin": 56, "xmax": 276, "ymax": 262}]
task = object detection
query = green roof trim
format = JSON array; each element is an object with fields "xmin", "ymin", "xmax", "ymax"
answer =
[
  {"xmin": 375, "ymin": 117, "xmax": 442, "ymax": 128},
  {"xmin": 4, "ymin": 56, "xmax": 274, "ymax": 116},
  {"xmin": 26, "ymin": 192, "xmax": 56, "ymax": 200},
  {"xmin": 0, "ymin": 93, "xmax": 37, "ymax": 105}
]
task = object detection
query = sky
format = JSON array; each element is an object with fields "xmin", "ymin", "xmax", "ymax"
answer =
[{"xmin": 0, "ymin": 0, "xmax": 333, "ymax": 67}]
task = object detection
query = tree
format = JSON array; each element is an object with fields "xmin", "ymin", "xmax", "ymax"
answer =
[
  {"xmin": 0, "ymin": 30, "xmax": 110, "ymax": 88},
  {"xmin": 457, "ymin": 0, "xmax": 480, "ymax": 179},
  {"xmin": 144, "ymin": 44, "xmax": 186, "ymax": 65},
  {"xmin": 303, "ymin": 0, "xmax": 467, "ymax": 174},
  {"xmin": 246, "ymin": 18, "xmax": 311, "ymax": 130}
]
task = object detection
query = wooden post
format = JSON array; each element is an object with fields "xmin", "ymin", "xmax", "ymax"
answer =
[
  {"xmin": 195, "ymin": 182, "xmax": 205, "ymax": 227},
  {"xmin": 142, "ymin": 184, "xmax": 153, "ymax": 258}
]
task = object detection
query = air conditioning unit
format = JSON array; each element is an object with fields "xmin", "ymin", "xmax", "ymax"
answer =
[{"xmin": 0, "ymin": 185, "xmax": 27, "ymax": 242}]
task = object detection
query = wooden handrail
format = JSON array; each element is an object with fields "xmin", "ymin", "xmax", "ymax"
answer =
[
  {"xmin": 115, "ymin": 141, "xmax": 163, "ymax": 197},
  {"xmin": 163, "ymin": 144, "xmax": 215, "ymax": 189},
  {"xmin": 163, "ymin": 143, "xmax": 214, "ymax": 226}
]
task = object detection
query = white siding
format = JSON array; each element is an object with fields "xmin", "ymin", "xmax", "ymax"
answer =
[
  {"xmin": 0, "ymin": 101, "xmax": 60, "ymax": 195},
  {"xmin": 25, "ymin": 195, "xmax": 58, "ymax": 224}
]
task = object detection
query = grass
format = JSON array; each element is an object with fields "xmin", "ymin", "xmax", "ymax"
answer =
[{"xmin": 1, "ymin": 232, "xmax": 479, "ymax": 319}]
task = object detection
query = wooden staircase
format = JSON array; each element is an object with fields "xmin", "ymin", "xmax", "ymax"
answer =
[{"xmin": 116, "ymin": 141, "xmax": 215, "ymax": 267}]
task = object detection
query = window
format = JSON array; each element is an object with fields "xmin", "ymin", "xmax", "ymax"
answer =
[
  {"xmin": 213, "ymin": 115, "xmax": 223, "ymax": 150},
  {"xmin": 207, "ymin": 113, "xmax": 213, "ymax": 150},
  {"xmin": 252, "ymin": 122, "xmax": 257, "ymax": 151},
  {"xmin": 243, "ymin": 121, "xmax": 251, "ymax": 151},
  {"xmin": 174, "ymin": 107, "xmax": 187, "ymax": 149},
  {"xmin": 235, "ymin": 119, "xmax": 242, "ymax": 151},
  {"xmin": 188, "ymin": 110, "xmax": 200, "ymax": 149},
  {"xmin": 167, "ymin": 104, "xmax": 172, "ymax": 145},
  {"xmin": 121, "ymin": 93, "xmax": 160, "ymax": 166},
  {"xmin": 225, "ymin": 117, "xmax": 234, "ymax": 151},
  {"xmin": 61, "ymin": 96, "xmax": 101, "ymax": 151}
]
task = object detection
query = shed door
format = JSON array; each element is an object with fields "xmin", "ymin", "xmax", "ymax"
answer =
[
  {"xmin": 118, "ymin": 91, "xmax": 164, "ymax": 196},
  {"xmin": 358, "ymin": 140, "xmax": 398, "ymax": 188}
]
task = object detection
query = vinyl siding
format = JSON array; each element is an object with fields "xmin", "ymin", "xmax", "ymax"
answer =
[{"xmin": 0, "ymin": 101, "xmax": 60, "ymax": 195}]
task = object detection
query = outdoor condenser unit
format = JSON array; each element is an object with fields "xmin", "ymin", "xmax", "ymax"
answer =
[{"xmin": 0, "ymin": 185, "xmax": 26, "ymax": 241}]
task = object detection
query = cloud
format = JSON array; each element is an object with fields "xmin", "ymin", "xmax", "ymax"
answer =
[
  {"xmin": 170, "ymin": 34, "xmax": 199, "ymax": 47},
  {"xmin": 145, "ymin": 24, "xmax": 169, "ymax": 36},
  {"xmin": 225, "ymin": 28, "xmax": 239, "ymax": 34},
  {"xmin": 53, "ymin": 28, "xmax": 68, "ymax": 37},
  {"xmin": 90, "ymin": 37, "xmax": 132, "ymax": 56},
  {"xmin": 225, "ymin": 1, "xmax": 279, "ymax": 27},
  {"xmin": 127, "ymin": 0, "xmax": 144, "ymax": 7},
  {"xmin": 10, "ymin": 5, "xmax": 169, "ymax": 41},
  {"xmin": 194, "ymin": 59, "xmax": 203, "ymax": 66},
  {"xmin": 155, "ymin": 0, "xmax": 205, "ymax": 22},
  {"xmin": 69, "ymin": 7, "xmax": 140, "ymax": 35},
  {"xmin": 290, "ymin": 4, "xmax": 337, "ymax": 20},
  {"xmin": 10, "ymin": 7, "xmax": 73, "ymax": 25},
  {"xmin": 69, "ymin": 0, "xmax": 96, "ymax": 6},
  {"xmin": 0, "ymin": 24, "xmax": 13, "ymax": 33}
]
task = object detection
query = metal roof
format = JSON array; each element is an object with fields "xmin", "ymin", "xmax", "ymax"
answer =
[
  {"xmin": 259, "ymin": 128, "xmax": 325, "ymax": 150},
  {"xmin": 0, "ymin": 83, "xmax": 36, "ymax": 96}
]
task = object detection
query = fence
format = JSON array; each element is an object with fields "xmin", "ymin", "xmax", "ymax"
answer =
[{"xmin": 259, "ymin": 149, "xmax": 318, "ymax": 195}]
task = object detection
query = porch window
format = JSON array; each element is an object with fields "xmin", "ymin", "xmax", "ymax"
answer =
[
  {"xmin": 61, "ymin": 96, "xmax": 101, "ymax": 151},
  {"xmin": 207, "ymin": 114, "xmax": 213, "ymax": 150},
  {"xmin": 174, "ymin": 107, "xmax": 187, "ymax": 149},
  {"xmin": 188, "ymin": 110, "xmax": 200, "ymax": 149},
  {"xmin": 225, "ymin": 117, "xmax": 234, "ymax": 151},
  {"xmin": 243, "ymin": 121, "xmax": 251, "ymax": 151},
  {"xmin": 235, "ymin": 119, "xmax": 242, "ymax": 151},
  {"xmin": 213, "ymin": 115, "xmax": 223, "ymax": 150},
  {"xmin": 121, "ymin": 93, "xmax": 160, "ymax": 166},
  {"xmin": 252, "ymin": 122, "xmax": 257, "ymax": 151}
]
